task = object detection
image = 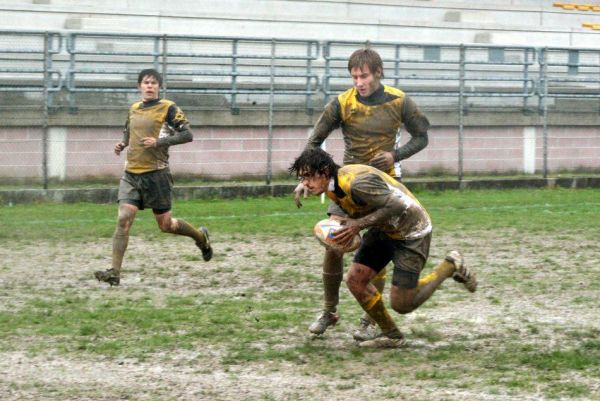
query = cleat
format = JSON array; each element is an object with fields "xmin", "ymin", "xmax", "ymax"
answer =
[
  {"xmin": 197, "ymin": 226, "xmax": 213, "ymax": 262},
  {"xmin": 308, "ymin": 311, "xmax": 339, "ymax": 335},
  {"xmin": 352, "ymin": 317, "xmax": 380, "ymax": 342},
  {"xmin": 358, "ymin": 332, "xmax": 406, "ymax": 349},
  {"xmin": 94, "ymin": 268, "xmax": 120, "ymax": 286},
  {"xmin": 446, "ymin": 250, "xmax": 477, "ymax": 292}
]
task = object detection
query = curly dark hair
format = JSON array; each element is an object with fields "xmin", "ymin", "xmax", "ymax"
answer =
[{"xmin": 289, "ymin": 148, "xmax": 340, "ymax": 179}]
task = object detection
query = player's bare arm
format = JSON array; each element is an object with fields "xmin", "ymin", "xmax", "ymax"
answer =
[{"xmin": 293, "ymin": 182, "xmax": 309, "ymax": 208}]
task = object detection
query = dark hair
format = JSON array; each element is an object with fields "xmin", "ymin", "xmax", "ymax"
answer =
[
  {"xmin": 347, "ymin": 48, "xmax": 384, "ymax": 77},
  {"xmin": 137, "ymin": 68, "xmax": 163, "ymax": 86},
  {"xmin": 289, "ymin": 147, "xmax": 340, "ymax": 179}
]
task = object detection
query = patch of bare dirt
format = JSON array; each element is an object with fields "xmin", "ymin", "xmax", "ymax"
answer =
[{"xmin": 0, "ymin": 230, "xmax": 598, "ymax": 401}]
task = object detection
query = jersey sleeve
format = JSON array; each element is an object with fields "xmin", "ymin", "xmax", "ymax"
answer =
[
  {"xmin": 166, "ymin": 103, "xmax": 190, "ymax": 130},
  {"xmin": 156, "ymin": 103, "xmax": 193, "ymax": 147},
  {"xmin": 122, "ymin": 110, "xmax": 131, "ymax": 146},
  {"xmin": 395, "ymin": 96, "xmax": 429, "ymax": 161},
  {"xmin": 305, "ymin": 98, "xmax": 342, "ymax": 150},
  {"xmin": 349, "ymin": 174, "xmax": 394, "ymax": 209},
  {"xmin": 402, "ymin": 96, "xmax": 430, "ymax": 136}
]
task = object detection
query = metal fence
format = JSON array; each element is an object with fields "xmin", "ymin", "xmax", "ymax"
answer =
[
  {"xmin": 65, "ymin": 33, "xmax": 321, "ymax": 113},
  {"xmin": 1, "ymin": 31, "xmax": 599, "ymax": 187}
]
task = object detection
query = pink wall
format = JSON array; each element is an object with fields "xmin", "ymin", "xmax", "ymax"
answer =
[{"xmin": 1, "ymin": 125, "xmax": 599, "ymax": 180}]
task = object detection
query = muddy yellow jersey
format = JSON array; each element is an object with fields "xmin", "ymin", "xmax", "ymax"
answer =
[
  {"xmin": 124, "ymin": 99, "xmax": 190, "ymax": 174},
  {"xmin": 306, "ymin": 85, "xmax": 429, "ymax": 178},
  {"xmin": 326, "ymin": 164, "xmax": 432, "ymax": 240}
]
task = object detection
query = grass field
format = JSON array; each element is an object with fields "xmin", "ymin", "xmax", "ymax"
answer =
[{"xmin": 0, "ymin": 188, "xmax": 599, "ymax": 401}]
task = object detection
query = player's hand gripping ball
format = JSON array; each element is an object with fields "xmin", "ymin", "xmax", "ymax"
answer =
[{"xmin": 313, "ymin": 218, "xmax": 361, "ymax": 253}]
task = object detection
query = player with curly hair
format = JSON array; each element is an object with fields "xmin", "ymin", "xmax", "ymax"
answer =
[
  {"xmin": 290, "ymin": 148, "xmax": 477, "ymax": 348},
  {"xmin": 295, "ymin": 48, "xmax": 430, "ymax": 340}
]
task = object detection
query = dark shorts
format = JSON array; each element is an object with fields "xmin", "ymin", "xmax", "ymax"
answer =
[
  {"xmin": 117, "ymin": 168, "xmax": 173, "ymax": 212},
  {"xmin": 353, "ymin": 230, "xmax": 432, "ymax": 289}
]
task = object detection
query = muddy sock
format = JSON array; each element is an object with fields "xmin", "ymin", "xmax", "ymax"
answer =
[
  {"xmin": 412, "ymin": 259, "xmax": 455, "ymax": 308},
  {"xmin": 360, "ymin": 291, "xmax": 398, "ymax": 333},
  {"xmin": 173, "ymin": 219, "xmax": 206, "ymax": 246},
  {"xmin": 111, "ymin": 230, "xmax": 129, "ymax": 275},
  {"xmin": 322, "ymin": 250, "xmax": 344, "ymax": 313},
  {"xmin": 361, "ymin": 268, "xmax": 387, "ymax": 324}
]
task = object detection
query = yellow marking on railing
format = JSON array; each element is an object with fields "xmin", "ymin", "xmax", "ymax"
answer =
[
  {"xmin": 554, "ymin": 2, "xmax": 600, "ymax": 11},
  {"xmin": 582, "ymin": 22, "xmax": 600, "ymax": 29}
]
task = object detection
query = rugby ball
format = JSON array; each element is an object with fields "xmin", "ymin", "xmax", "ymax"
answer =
[{"xmin": 313, "ymin": 218, "xmax": 361, "ymax": 253}]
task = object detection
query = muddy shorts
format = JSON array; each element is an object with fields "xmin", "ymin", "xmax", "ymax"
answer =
[
  {"xmin": 117, "ymin": 168, "xmax": 173, "ymax": 212},
  {"xmin": 353, "ymin": 229, "xmax": 432, "ymax": 289}
]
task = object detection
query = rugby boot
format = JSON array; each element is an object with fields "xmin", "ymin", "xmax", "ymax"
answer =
[
  {"xmin": 308, "ymin": 311, "xmax": 339, "ymax": 335},
  {"xmin": 446, "ymin": 250, "xmax": 477, "ymax": 292},
  {"xmin": 358, "ymin": 330, "xmax": 406, "ymax": 349},
  {"xmin": 196, "ymin": 226, "xmax": 213, "ymax": 262},
  {"xmin": 94, "ymin": 268, "xmax": 120, "ymax": 286},
  {"xmin": 352, "ymin": 317, "xmax": 380, "ymax": 342}
]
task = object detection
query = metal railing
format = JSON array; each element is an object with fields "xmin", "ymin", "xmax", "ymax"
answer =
[
  {"xmin": 1, "ymin": 31, "xmax": 600, "ymax": 187},
  {"xmin": 323, "ymin": 41, "xmax": 537, "ymax": 107},
  {"xmin": 66, "ymin": 32, "xmax": 320, "ymax": 114},
  {"xmin": 1, "ymin": 31, "xmax": 599, "ymax": 113},
  {"xmin": 0, "ymin": 30, "xmax": 62, "ymax": 100}
]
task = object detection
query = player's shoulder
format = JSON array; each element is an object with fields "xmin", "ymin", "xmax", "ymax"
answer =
[
  {"xmin": 382, "ymin": 85, "xmax": 405, "ymax": 99},
  {"xmin": 159, "ymin": 98, "xmax": 177, "ymax": 107},
  {"xmin": 338, "ymin": 164, "xmax": 379, "ymax": 185},
  {"xmin": 130, "ymin": 100, "xmax": 144, "ymax": 110},
  {"xmin": 337, "ymin": 87, "xmax": 357, "ymax": 103},
  {"xmin": 340, "ymin": 164, "xmax": 373, "ymax": 175},
  {"xmin": 130, "ymin": 98, "xmax": 176, "ymax": 110}
]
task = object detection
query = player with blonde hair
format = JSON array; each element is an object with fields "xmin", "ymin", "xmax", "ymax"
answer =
[{"xmin": 296, "ymin": 48, "xmax": 430, "ymax": 340}]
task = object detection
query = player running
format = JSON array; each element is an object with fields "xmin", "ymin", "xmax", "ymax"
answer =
[
  {"xmin": 94, "ymin": 68, "xmax": 212, "ymax": 286},
  {"xmin": 290, "ymin": 147, "xmax": 477, "ymax": 348},
  {"xmin": 295, "ymin": 48, "xmax": 430, "ymax": 340}
]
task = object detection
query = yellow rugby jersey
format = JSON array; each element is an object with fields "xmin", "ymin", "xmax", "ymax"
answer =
[
  {"xmin": 307, "ymin": 85, "xmax": 429, "ymax": 178},
  {"xmin": 326, "ymin": 164, "xmax": 432, "ymax": 240},
  {"xmin": 124, "ymin": 99, "xmax": 190, "ymax": 174}
]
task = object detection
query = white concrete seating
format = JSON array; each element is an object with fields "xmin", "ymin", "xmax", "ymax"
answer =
[{"xmin": 2, "ymin": 0, "xmax": 600, "ymax": 48}]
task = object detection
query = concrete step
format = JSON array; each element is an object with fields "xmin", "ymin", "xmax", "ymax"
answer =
[{"xmin": 1, "ymin": 0, "xmax": 600, "ymax": 48}]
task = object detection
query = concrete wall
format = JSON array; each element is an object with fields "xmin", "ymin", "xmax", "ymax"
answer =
[{"xmin": 3, "ymin": 120, "xmax": 600, "ymax": 180}]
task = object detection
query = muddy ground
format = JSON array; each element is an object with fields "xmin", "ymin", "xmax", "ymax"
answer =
[{"xmin": 0, "ymin": 229, "xmax": 598, "ymax": 401}]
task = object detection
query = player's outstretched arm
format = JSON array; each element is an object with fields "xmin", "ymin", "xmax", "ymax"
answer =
[{"xmin": 293, "ymin": 182, "xmax": 309, "ymax": 208}]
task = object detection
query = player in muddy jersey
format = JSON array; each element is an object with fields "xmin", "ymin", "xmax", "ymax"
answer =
[
  {"xmin": 306, "ymin": 85, "xmax": 429, "ymax": 178},
  {"xmin": 94, "ymin": 68, "xmax": 213, "ymax": 287},
  {"xmin": 297, "ymin": 48, "xmax": 430, "ymax": 340},
  {"xmin": 329, "ymin": 164, "xmax": 432, "ymax": 241},
  {"xmin": 290, "ymin": 148, "xmax": 477, "ymax": 348}
]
